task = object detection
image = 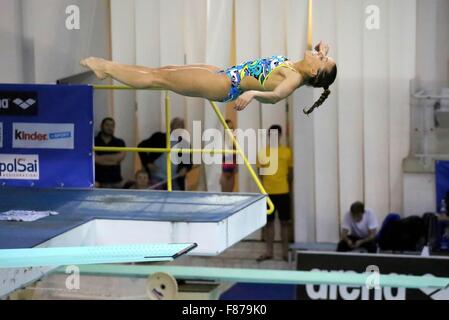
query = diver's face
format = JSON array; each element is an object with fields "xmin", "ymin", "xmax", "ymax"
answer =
[{"xmin": 304, "ymin": 50, "xmax": 336, "ymax": 77}]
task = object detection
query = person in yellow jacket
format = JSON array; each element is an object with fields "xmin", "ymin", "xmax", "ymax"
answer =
[{"xmin": 257, "ymin": 125, "xmax": 293, "ymax": 262}]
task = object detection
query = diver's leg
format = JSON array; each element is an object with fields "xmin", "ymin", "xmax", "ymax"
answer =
[{"xmin": 80, "ymin": 57, "xmax": 229, "ymax": 100}]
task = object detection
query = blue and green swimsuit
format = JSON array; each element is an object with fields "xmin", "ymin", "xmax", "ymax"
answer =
[{"xmin": 218, "ymin": 55, "xmax": 294, "ymax": 103}]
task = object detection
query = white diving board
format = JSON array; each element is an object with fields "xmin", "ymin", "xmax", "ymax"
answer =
[
  {"xmin": 0, "ymin": 243, "xmax": 197, "ymax": 268},
  {"xmin": 62, "ymin": 264, "xmax": 449, "ymax": 290}
]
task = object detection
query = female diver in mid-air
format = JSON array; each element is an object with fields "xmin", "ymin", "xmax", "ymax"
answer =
[{"xmin": 81, "ymin": 41, "xmax": 337, "ymax": 115}]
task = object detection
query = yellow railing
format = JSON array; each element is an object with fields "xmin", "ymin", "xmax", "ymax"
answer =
[
  {"xmin": 165, "ymin": 92, "xmax": 172, "ymax": 191},
  {"xmin": 93, "ymin": 85, "xmax": 275, "ymax": 215},
  {"xmin": 307, "ymin": 0, "xmax": 313, "ymax": 51}
]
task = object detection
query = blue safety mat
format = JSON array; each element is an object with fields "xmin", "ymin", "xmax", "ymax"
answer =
[{"xmin": 0, "ymin": 187, "xmax": 265, "ymax": 249}]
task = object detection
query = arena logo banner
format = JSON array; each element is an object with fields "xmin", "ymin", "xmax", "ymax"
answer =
[
  {"xmin": 0, "ymin": 91, "xmax": 38, "ymax": 116},
  {"xmin": 0, "ymin": 84, "xmax": 93, "ymax": 188},
  {"xmin": 296, "ymin": 251, "xmax": 449, "ymax": 300}
]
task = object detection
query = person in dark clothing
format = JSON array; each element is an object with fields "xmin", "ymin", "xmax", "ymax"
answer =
[
  {"xmin": 94, "ymin": 117, "xmax": 126, "ymax": 188},
  {"xmin": 220, "ymin": 119, "xmax": 238, "ymax": 192},
  {"xmin": 138, "ymin": 118, "xmax": 192, "ymax": 190}
]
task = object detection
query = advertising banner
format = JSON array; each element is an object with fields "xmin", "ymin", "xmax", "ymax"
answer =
[{"xmin": 0, "ymin": 84, "xmax": 93, "ymax": 188}]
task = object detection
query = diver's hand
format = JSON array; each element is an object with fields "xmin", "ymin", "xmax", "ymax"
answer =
[
  {"xmin": 315, "ymin": 41, "xmax": 329, "ymax": 55},
  {"xmin": 234, "ymin": 91, "xmax": 255, "ymax": 111}
]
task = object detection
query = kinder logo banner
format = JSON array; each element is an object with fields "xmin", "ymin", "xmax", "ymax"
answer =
[
  {"xmin": 0, "ymin": 154, "xmax": 39, "ymax": 180},
  {"xmin": 0, "ymin": 91, "xmax": 38, "ymax": 116},
  {"xmin": 12, "ymin": 123, "xmax": 74, "ymax": 149}
]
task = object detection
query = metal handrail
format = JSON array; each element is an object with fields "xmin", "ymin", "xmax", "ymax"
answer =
[{"xmin": 93, "ymin": 84, "xmax": 274, "ymax": 214}]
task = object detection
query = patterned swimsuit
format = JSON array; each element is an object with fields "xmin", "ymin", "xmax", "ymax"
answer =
[{"xmin": 218, "ymin": 55, "xmax": 295, "ymax": 103}]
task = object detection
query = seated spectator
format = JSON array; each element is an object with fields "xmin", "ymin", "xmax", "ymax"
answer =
[
  {"xmin": 123, "ymin": 170, "xmax": 152, "ymax": 190},
  {"xmin": 437, "ymin": 191, "xmax": 449, "ymax": 250},
  {"xmin": 438, "ymin": 191, "xmax": 449, "ymax": 221},
  {"xmin": 94, "ymin": 117, "xmax": 126, "ymax": 188},
  {"xmin": 220, "ymin": 119, "xmax": 238, "ymax": 193},
  {"xmin": 137, "ymin": 118, "xmax": 192, "ymax": 190},
  {"xmin": 337, "ymin": 201, "xmax": 378, "ymax": 253}
]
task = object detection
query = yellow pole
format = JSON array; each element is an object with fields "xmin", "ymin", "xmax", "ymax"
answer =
[
  {"xmin": 208, "ymin": 101, "xmax": 275, "ymax": 215},
  {"xmin": 165, "ymin": 91, "xmax": 172, "ymax": 192},
  {"xmin": 92, "ymin": 85, "xmax": 273, "ymax": 212},
  {"xmin": 93, "ymin": 146, "xmax": 237, "ymax": 154},
  {"xmin": 307, "ymin": 0, "xmax": 313, "ymax": 50}
]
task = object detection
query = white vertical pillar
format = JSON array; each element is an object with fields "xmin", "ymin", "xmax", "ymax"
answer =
[
  {"xmin": 20, "ymin": 0, "xmax": 37, "ymax": 83},
  {"xmin": 235, "ymin": 0, "xmax": 261, "ymax": 194},
  {"xmin": 110, "ymin": 0, "xmax": 137, "ymax": 181},
  {"xmin": 287, "ymin": 0, "xmax": 316, "ymax": 242},
  {"xmin": 260, "ymin": 0, "xmax": 287, "ymax": 137},
  {"xmin": 159, "ymin": 0, "xmax": 186, "ymax": 124},
  {"xmin": 416, "ymin": 0, "xmax": 449, "ymax": 88},
  {"xmin": 135, "ymin": 0, "xmax": 162, "ymax": 141},
  {"xmin": 388, "ymin": 0, "xmax": 416, "ymax": 214},
  {"xmin": 203, "ymin": 0, "xmax": 233, "ymax": 192},
  {"xmin": 312, "ymin": 0, "xmax": 339, "ymax": 242},
  {"xmin": 0, "ymin": 0, "xmax": 24, "ymax": 83},
  {"xmin": 184, "ymin": 0, "xmax": 208, "ymax": 191},
  {"xmin": 363, "ymin": 0, "xmax": 390, "ymax": 222},
  {"xmin": 336, "ymin": 0, "xmax": 364, "ymax": 227},
  {"xmin": 184, "ymin": 0, "xmax": 208, "ymax": 133}
]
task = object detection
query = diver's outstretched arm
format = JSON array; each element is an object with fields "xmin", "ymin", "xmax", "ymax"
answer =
[{"xmin": 234, "ymin": 72, "xmax": 302, "ymax": 110}]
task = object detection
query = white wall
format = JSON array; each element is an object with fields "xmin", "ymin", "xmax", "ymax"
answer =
[
  {"xmin": 260, "ymin": 0, "xmax": 288, "ymax": 134},
  {"xmin": 416, "ymin": 0, "xmax": 449, "ymax": 88},
  {"xmin": 203, "ymin": 0, "xmax": 233, "ymax": 192},
  {"xmin": 159, "ymin": 0, "xmax": 186, "ymax": 124},
  {"xmin": 312, "ymin": 0, "xmax": 339, "ymax": 242},
  {"xmin": 335, "ymin": 0, "xmax": 364, "ymax": 240},
  {"xmin": 235, "ymin": 0, "xmax": 261, "ymax": 194},
  {"xmin": 288, "ymin": 0, "xmax": 316, "ymax": 242},
  {"xmin": 0, "ymin": 0, "xmax": 110, "ymax": 83},
  {"xmin": 290, "ymin": 0, "xmax": 417, "ymax": 242},
  {"xmin": 403, "ymin": 173, "xmax": 436, "ymax": 216},
  {"xmin": 402, "ymin": 0, "xmax": 449, "ymax": 218},
  {"xmin": 135, "ymin": 0, "xmax": 162, "ymax": 140},
  {"xmin": 0, "ymin": 0, "xmax": 24, "ymax": 83},
  {"xmin": 110, "ymin": 0, "xmax": 137, "ymax": 183}
]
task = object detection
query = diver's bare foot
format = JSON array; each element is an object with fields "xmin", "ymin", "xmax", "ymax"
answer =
[{"xmin": 80, "ymin": 57, "xmax": 109, "ymax": 80}]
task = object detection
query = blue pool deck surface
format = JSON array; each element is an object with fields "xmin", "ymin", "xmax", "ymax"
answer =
[{"xmin": 0, "ymin": 187, "xmax": 265, "ymax": 249}]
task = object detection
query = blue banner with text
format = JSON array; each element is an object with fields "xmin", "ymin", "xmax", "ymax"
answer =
[{"xmin": 0, "ymin": 84, "xmax": 93, "ymax": 188}]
